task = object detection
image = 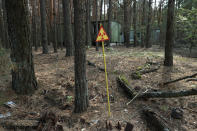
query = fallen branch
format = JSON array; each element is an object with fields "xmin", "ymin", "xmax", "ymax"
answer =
[
  {"xmin": 163, "ymin": 73, "xmax": 197, "ymax": 85},
  {"xmin": 87, "ymin": 60, "xmax": 105, "ymax": 72},
  {"xmin": 186, "ymin": 78, "xmax": 197, "ymax": 82},
  {"xmin": 142, "ymin": 107, "xmax": 170, "ymax": 131},
  {"xmin": 0, "ymin": 119, "xmax": 39, "ymax": 129},
  {"xmin": 117, "ymin": 76, "xmax": 197, "ymax": 99}
]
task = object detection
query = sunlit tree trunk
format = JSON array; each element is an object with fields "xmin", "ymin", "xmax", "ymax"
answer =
[{"xmin": 5, "ymin": 0, "xmax": 38, "ymax": 94}]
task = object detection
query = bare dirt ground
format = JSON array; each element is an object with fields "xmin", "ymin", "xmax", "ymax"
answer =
[{"xmin": 0, "ymin": 46, "xmax": 197, "ymax": 131}]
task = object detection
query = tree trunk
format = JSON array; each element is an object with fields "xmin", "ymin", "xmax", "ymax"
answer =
[
  {"xmin": 158, "ymin": 0, "xmax": 164, "ymax": 47},
  {"xmin": 145, "ymin": 0, "xmax": 152, "ymax": 48},
  {"xmin": 2, "ymin": 0, "xmax": 9, "ymax": 49},
  {"xmin": 100, "ymin": 0, "xmax": 103, "ymax": 20},
  {"xmin": 58, "ymin": 0, "xmax": 63, "ymax": 50},
  {"xmin": 0, "ymin": 6, "xmax": 4, "ymax": 47},
  {"xmin": 95, "ymin": 0, "xmax": 99, "ymax": 51},
  {"xmin": 32, "ymin": 0, "xmax": 38, "ymax": 51},
  {"xmin": 86, "ymin": 0, "xmax": 92, "ymax": 46},
  {"xmin": 53, "ymin": 0, "xmax": 57, "ymax": 53},
  {"xmin": 73, "ymin": 0, "xmax": 89, "ymax": 113},
  {"xmin": 141, "ymin": 0, "xmax": 146, "ymax": 47},
  {"xmin": 40, "ymin": 0, "xmax": 49, "ymax": 54},
  {"xmin": 124, "ymin": 0, "xmax": 131, "ymax": 47},
  {"xmin": 107, "ymin": 0, "xmax": 112, "ymax": 46},
  {"xmin": 164, "ymin": 0, "xmax": 175, "ymax": 66},
  {"xmin": 5, "ymin": 0, "xmax": 38, "ymax": 94},
  {"xmin": 62, "ymin": 0, "xmax": 74, "ymax": 56},
  {"xmin": 104, "ymin": 0, "xmax": 105, "ymax": 21},
  {"xmin": 133, "ymin": 0, "xmax": 137, "ymax": 47}
]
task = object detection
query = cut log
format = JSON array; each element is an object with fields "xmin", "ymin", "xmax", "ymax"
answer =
[
  {"xmin": 117, "ymin": 76, "xmax": 197, "ymax": 99},
  {"xmin": 142, "ymin": 107, "xmax": 170, "ymax": 131},
  {"xmin": 0, "ymin": 119, "xmax": 39, "ymax": 129},
  {"xmin": 163, "ymin": 73, "xmax": 197, "ymax": 85}
]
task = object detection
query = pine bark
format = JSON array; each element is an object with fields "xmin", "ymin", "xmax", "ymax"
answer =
[
  {"xmin": 100, "ymin": 0, "xmax": 103, "ymax": 20},
  {"xmin": 164, "ymin": 0, "xmax": 175, "ymax": 66},
  {"xmin": 145, "ymin": 0, "xmax": 152, "ymax": 48},
  {"xmin": 53, "ymin": 0, "xmax": 57, "ymax": 53},
  {"xmin": 40, "ymin": 0, "xmax": 49, "ymax": 54},
  {"xmin": 124, "ymin": 0, "xmax": 131, "ymax": 47},
  {"xmin": 141, "ymin": 0, "xmax": 146, "ymax": 47},
  {"xmin": 5, "ymin": 0, "xmax": 38, "ymax": 94},
  {"xmin": 1, "ymin": 0, "xmax": 9, "ymax": 49},
  {"xmin": 133, "ymin": 0, "xmax": 137, "ymax": 47},
  {"xmin": 73, "ymin": 0, "xmax": 89, "ymax": 113},
  {"xmin": 86, "ymin": 0, "xmax": 92, "ymax": 46},
  {"xmin": 95, "ymin": 0, "xmax": 99, "ymax": 51},
  {"xmin": 62, "ymin": 0, "xmax": 74, "ymax": 56},
  {"xmin": 32, "ymin": 0, "xmax": 38, "ymax": 51},
  {"xmin": 107, "ymin": 0, "xmax": 112, "ymax": 46}
]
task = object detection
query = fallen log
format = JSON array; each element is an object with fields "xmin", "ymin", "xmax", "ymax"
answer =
[
  {"xmin": 117, "ymin": 76, "xmax": 197, "ymax": 99},
  {"xmin": 87, "ymin": 60, "xmax": 105, "ymax": 72},
  {"xmin": 131, "ymin": 66, "xmax": 160, "ymax": 79},
  {"xmin": 142, "ymin": 107, "xmax": 170, "ymax": 131},
  {"xmin": 117, "ymin": 76, "xmax": 135, "ymax": 98},
  {"xmin": 0, "ymin": 119, "xmax": 39, "ymax": 129},
  {"xmin": 163, "ymin": 73, "xmax": 197, "ymax": 85}
]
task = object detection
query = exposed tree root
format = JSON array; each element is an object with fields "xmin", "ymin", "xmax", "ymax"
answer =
[{"xmin": 163, "ymin": 73, "xmax": 197, "ymax": 85}]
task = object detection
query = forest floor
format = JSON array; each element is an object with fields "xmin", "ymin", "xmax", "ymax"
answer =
[{"xmin": 0, "ymin": 45, "xmax": 197, "ymax": 131}]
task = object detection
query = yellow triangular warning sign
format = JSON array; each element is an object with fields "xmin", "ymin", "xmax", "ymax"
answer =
[{"xmin": 96, "ymin": 25, "xmax": 109, "ymax": 42}]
